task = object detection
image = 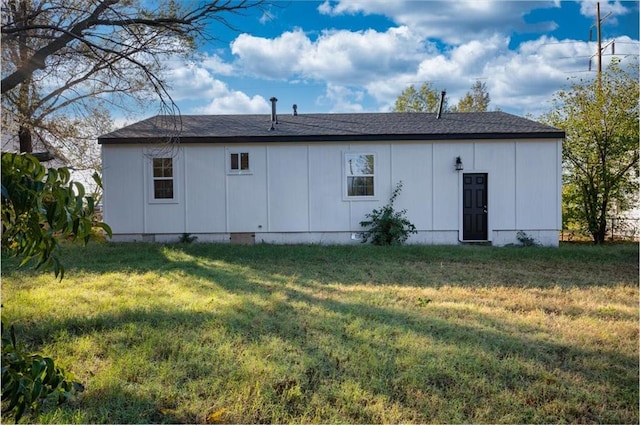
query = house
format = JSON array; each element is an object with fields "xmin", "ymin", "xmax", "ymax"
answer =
[{"xmin": 98, "ymin": 100, "xmax": 564, "ymax": 246}]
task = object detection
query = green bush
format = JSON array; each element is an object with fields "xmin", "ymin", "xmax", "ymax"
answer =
[
  {"xmin": 1, "ymin": 320, "xmax": 83, "ymax": 422},
  {"xmin": 1, "ymin": 152, "xmax": 111, "ymax": 278},
  {"xmin": 516, "ymin": 231, "xmax": 539, "ymax": 247},
  {"xmin": 179, "ymin": 233, "xmax": 198, "ymax": 243},
  {"xmin": 359, "ymin": 181, "xmax": 417, "ymax": 245}
]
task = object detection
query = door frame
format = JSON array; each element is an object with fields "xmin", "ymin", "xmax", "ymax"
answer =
[{"xmin": 459, "ymin": 171, "xmax": 490, "ymax": 243}]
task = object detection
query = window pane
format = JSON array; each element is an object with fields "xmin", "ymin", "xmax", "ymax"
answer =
[
  {"xmin": 348, "ymin": 176, "xmax": 374, "ymax": 196},
  {"xmin": 163, "ymin": 158, "xmax": 173, "ymax": 177},
  {"xmin": 230, "ymin": 153, "xmax": 239, "ymax": 170},
  {"xmin": 153, "ymin": 158, "xmax": 162, "ymax": 177},
  {"xmin": 346, "ymin": 154, "xmax": 374, "ymax": 175},
  {"xmin": 154, "ymin": 180, "xmax": 173, "ymax": 199},
  {"xmin": 240, "ymin": 152, "xmax": 249, "ymax": 170},
  {"xmin": 153, "ymin": 158, "xmax": 172, "ymax": 177}
]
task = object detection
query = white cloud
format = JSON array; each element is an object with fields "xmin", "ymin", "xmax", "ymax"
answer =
[
  {"xmin": 164, "ymin": 63, "xmax": 229, "ymax": 101},
  {"xmin": 201, "ymin": 53, "xmax": 235, "ymax": 76},
  {"xmin": 307, "ymin": 27, "xmax": 426, "ymax": 82},
  {"xmin": 317, "ymin": 1, "xmax": 333, "ymax": 15},
  {"xmin": 231, "ymin": 26, "xmax": 427, "ymax": 84},
  {"xmin": 196, "ymin": 91, "xmax": 269, "ymax": 114},
  {"xmin": 317, "ymin": 0, "xmax": 560, "ymax": 44},
  {"xmin": 227, "ymin": 23, "xmax": 612, "ymax": 116},
  {"xmin": 579, "ymin": 0, "xmax": 630, "ymax": 22},
  {"xmin": 356, "ymin": 34, "xmax": 611, "ymax": 116},
  {"xmin": 161, "ymin": 58, "xmax": 268, "ymax": 114},
  {"xmin": 155, "ymin": 2, "xmax": 638, "ymax": 119},
  {"xmin": 231, "ymin": 30, "xmax": 312, "ymax": 79},
  {"xmin": 317, "ymin": 83, "xmax": 365, "ymax": 112}
]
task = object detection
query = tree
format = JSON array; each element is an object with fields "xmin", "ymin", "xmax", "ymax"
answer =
[
  {"xmin": 392, "ymin": 80, "xmax": 491, "ymax": 113},
  {"xmin": 392, "ymin": 82, "xmax": 443, "ymax": 112},
  {"xmin": 450, "ymin": 80, "xmax": 491, "ymax": 112},
  {"xmin": 542, "ymin": 59, "xmax": 639, "ymax": 244},
  {"xmin": 1, "ymin": 0, "xmax": 265, "ymax": 162}
]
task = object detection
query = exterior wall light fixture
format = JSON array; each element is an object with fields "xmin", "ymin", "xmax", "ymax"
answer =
[{"xmin": 455, "ymin": 156, "xmax": 464, "ymax": 171}]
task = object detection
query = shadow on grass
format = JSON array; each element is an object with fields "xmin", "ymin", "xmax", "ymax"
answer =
[
  {"xmin": 3, "ymin": 242, "xmax": 638, "ymax": 423},
  {"xmin": 9, "ymin": 243, "xmax": 638, "ymax": 423},
  {"xmin": 17, "ymin": 241, "xmax": 632, "ymax": 290}
]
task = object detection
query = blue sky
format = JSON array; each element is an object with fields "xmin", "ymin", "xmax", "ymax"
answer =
[{"xmin": 149, "ymin": 1, "xmax": 639, "ymax": 121}]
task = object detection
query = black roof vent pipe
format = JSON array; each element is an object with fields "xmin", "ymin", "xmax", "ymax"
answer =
[
  {"xmin": 293, "ymin": 104, "xmax": 298, "ymax": 116},
  {"xmin": 436, "ymin": 90, "xmax": 446, "ymax": 119},
  {"xmin": 269, "ymin": 96, "xmax": 278, "ymax": 130}
]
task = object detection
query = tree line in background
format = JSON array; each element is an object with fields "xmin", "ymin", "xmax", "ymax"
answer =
[{"xmin": 393, "ymin": 80, "xmax": 492, "ymax": 113}]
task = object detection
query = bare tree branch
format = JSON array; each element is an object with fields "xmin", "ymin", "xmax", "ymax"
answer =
[{"xmin": 2, "ymin": 0, "xmax": 119, "ymax": 93}]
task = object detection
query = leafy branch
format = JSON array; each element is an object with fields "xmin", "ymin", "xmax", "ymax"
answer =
[{"xmin": 1, "ymin": 152, "xmax": 112, "ymax": 278}]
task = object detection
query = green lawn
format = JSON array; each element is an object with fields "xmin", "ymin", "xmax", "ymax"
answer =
[{"xmin": 2, "ymin": 242, "xmax": 638, "ymax": 424}]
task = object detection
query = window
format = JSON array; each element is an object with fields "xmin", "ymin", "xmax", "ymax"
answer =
[
  {"xmin": 345, "ymin": 153, "xmax": 375, "ymax": 197},
  {"xmin": 152, "ymin": 157, "xmax": 174, "ymax": 199},
  {"xmin": 230, "ymin": 152, "xmax": 250, "ymax": 172}
]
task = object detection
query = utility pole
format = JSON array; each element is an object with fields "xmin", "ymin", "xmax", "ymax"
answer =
[
  {"xmin": 590, "ymin": 2, "xmax": 614, "ymax": 85},
  {"xmin": 596, "ymin": 2, "xmax": 602, "ymax": 76}
]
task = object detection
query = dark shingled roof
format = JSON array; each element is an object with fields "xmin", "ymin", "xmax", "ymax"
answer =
[{"xmin": 98, "ymin": 111, "xmax": 564, "ymax": 144}]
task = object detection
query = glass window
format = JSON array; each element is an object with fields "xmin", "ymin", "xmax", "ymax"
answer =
[
  {"xmin": 346, "ymin": 153, "xmax": 375, "ymax": 197},
  {"xmin": 152, "ymin": 157, "xmax": 174, "ymax": 199},
  {"xmin": 230, "ymin": 152, "xmax": 250, "ymax": 172}
]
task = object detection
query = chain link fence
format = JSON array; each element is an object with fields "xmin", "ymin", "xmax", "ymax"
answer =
[
  {"xmin": 608, "ymin": 216, "xmax": 639, "ymax": 241},
  {"xmin": 561, "ymin": 216, "xmax": 640, "ymax": 242}
]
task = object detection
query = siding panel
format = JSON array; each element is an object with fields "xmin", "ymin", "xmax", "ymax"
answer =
[{"xmin": 268, "ymin": 145, "xmax": 309, "ymax": 231}]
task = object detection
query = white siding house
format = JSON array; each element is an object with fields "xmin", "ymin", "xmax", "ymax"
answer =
[{"xmin": 99, "ymin": 108, "xmax": 564, "ymax": 246}]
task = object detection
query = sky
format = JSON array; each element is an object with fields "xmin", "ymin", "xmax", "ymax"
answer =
[{"xmin": 144, "ymin": 0, "xmax": 639, "ymax": 121}]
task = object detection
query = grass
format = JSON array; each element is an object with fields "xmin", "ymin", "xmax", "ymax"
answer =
[{"xmin": 1, "ymin": 242, "xmax": 638, "ymax": 424}]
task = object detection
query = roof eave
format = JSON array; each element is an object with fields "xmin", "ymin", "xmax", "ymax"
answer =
[{"xmin": 98, "ymin": 131, "xmax": 565, "ymax": 145}]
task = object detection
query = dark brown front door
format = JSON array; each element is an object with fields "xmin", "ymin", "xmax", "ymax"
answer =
[{"xmin": 463, "ymin": 173, "xmax": 488, "ymax": 241}]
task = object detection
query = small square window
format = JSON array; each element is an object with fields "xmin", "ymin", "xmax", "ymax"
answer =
[{"xmin": 230, "ymin": 152, "xmax": 250, "ymax": 172}]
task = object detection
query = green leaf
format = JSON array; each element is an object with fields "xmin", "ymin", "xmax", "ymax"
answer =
[
  {"xmin": 96, "ymin": 222, "xmax": 113, "ymax": 238},
  {"xmin": 31, "ymin": 378, "xmax": 43, "ymax": 401},
  {"xmin": 86, "ymin": 196, "xmax": 95, "ymax": 214},
  {"xmin": 92, "ymin": 171, "xmax": 104, "ymax": 189}
]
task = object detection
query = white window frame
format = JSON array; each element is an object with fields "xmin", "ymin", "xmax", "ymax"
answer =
[
  {"xmin": 344, "ymin": 152, "xmax": 377, "ymax": 200},
  {"xmin": 228, "ymin": 151, "xmax": 252, "ymax": 175},
  {"xmin": 147, "ymin": 153, "xmax": 179, "ymax": 204}
]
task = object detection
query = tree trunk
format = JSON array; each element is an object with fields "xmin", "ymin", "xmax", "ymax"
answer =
[
  {"xmin": 592, "ymin": 228, "xmax": 606, "ymax": 244},
  {"xmin": 18, "ymin": 125, "xmax": 32, "ymax": 153},
  {"xmin": 590, "ymin": 204, "xmax": 609, "ymax": 244}
]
